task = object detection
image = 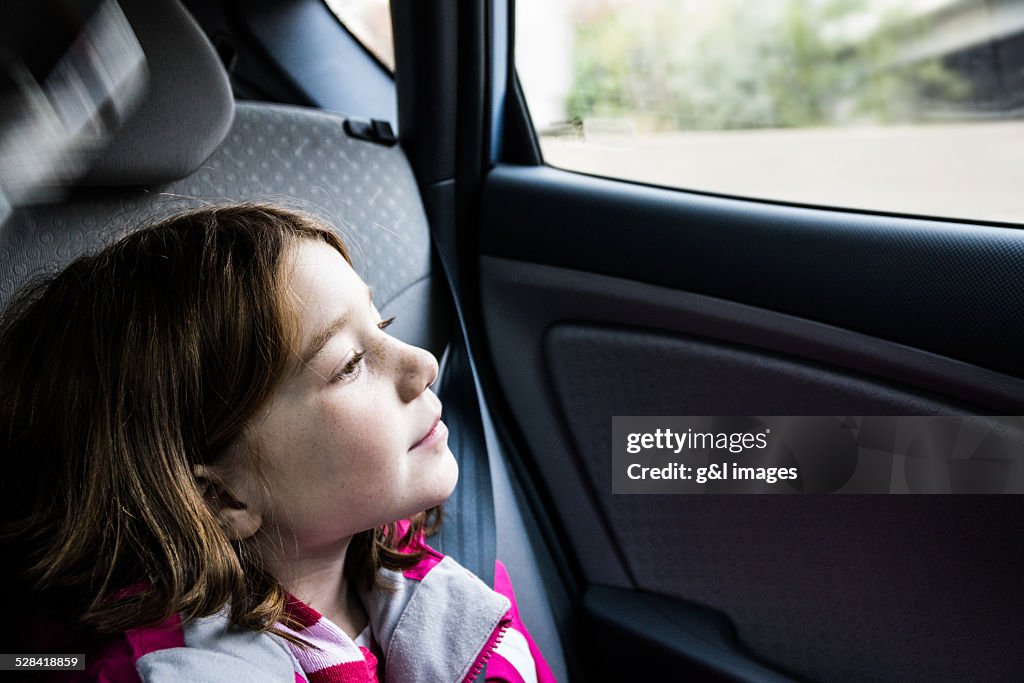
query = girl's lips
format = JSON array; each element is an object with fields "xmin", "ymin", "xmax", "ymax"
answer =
[{"xmin": 412, "ymin": 416, "xmax": 447, "ymax": 450}]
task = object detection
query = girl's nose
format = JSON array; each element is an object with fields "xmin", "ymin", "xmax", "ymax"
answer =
[{"xmin": 397, "ymin": 342, "xmax": 439, "ymax": 402}]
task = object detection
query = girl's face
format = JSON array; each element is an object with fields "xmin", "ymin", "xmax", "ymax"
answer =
[{"xmin": 227, "ymin": 239, "xmax": 458, "ymax": 554}]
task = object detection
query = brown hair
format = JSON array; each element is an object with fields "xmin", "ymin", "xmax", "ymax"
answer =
[{"xmin": 0, "ymin": 203, "xmax": 438, "ymax": 637}]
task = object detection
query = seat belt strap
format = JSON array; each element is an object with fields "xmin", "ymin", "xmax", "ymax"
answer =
[
  {"xmin": 432, "ymin": 250, "xmax": 497, "ymax": 590},
  {"xmin": 435, "ymin": 325, "xmax": 497, "ymax": 589}
]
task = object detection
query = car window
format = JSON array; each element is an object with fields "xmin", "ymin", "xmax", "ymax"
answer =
[
  {"xmin": 324, "ymin": 0, "xmax": 394, "ymax": 70},
  {"xmin": 516, "ymin": 0, "xmax": 1024, "ymax": 225}
]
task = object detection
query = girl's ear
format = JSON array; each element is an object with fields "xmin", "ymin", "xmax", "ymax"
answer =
[{"xmin": 192, "ymin": 464, "xmax": 263, "ymax": 540}]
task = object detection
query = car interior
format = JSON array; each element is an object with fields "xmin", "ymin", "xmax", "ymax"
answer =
[{"xmin": 1, "ymin": 0, "xmax": 1022, "ymax": 681}]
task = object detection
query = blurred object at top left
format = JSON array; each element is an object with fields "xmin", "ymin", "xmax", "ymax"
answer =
[{"xmin": 0, "ymin": 0, "xmax": 146, "ymax": 223}]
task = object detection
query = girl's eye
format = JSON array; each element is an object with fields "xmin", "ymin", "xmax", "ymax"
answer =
[
  {"xmin": 330, "ymin": 318, "xmax": 394, "ymax": 383},
  {"xmin": 332, "ymin": 350, "xmax": 366, "ymax": 383}
]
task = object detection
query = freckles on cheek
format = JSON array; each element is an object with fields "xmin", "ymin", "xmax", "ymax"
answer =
[{"xmin": 370, "ymin": 338, "xmax": 404, "ymax": 377}]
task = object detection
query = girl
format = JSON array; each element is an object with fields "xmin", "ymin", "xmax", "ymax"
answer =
[{"xmin": 0, "ymin": 203, "xmax": 555, "ymax": 682}]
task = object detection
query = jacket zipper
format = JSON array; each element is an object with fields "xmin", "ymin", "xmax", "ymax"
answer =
[{"xmin": 464, "ymin": 616, "xmax": 512, "ymax": 683}]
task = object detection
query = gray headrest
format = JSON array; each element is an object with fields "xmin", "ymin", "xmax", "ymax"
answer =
[{"xmin": 82, "ymin": 0, "xmax": 234, "ymax": 186}]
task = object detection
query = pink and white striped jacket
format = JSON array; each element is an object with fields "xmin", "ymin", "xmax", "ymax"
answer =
[{"xmin": 62, "ymin": 544, "xmax": 556, "ymax": 683}]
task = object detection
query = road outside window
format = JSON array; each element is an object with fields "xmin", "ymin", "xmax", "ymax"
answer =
[{"xmin": 516, "ymin": 0, "xmax": 1024, "ymax": 225}]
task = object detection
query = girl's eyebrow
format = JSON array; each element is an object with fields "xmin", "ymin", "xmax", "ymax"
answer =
[{"xmin": 297, "ymin": 286, "xmax": 374, "ymax": 368}]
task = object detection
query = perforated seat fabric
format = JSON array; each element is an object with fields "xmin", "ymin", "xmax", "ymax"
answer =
[{"xmin": 0, "ymin": 102, "xmax": 447, "ymax": 356}]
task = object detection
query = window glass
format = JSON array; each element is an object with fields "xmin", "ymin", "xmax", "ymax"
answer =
[
  {"xmin": 324, "ymin": 0, "xmax": 394, "ymax": 71},
  {"xmin": 516, "ymin": 0, "xmax": 1024, "ymax": 224}
]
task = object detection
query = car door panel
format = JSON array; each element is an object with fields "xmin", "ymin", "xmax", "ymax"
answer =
[
  {"xmin": 481, "ymin": 166, "xmax": 1024, "ymax": 380},
  {"xmin": 476, "ymin": 165, "xmax": 1024, "ymax": 681}
]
